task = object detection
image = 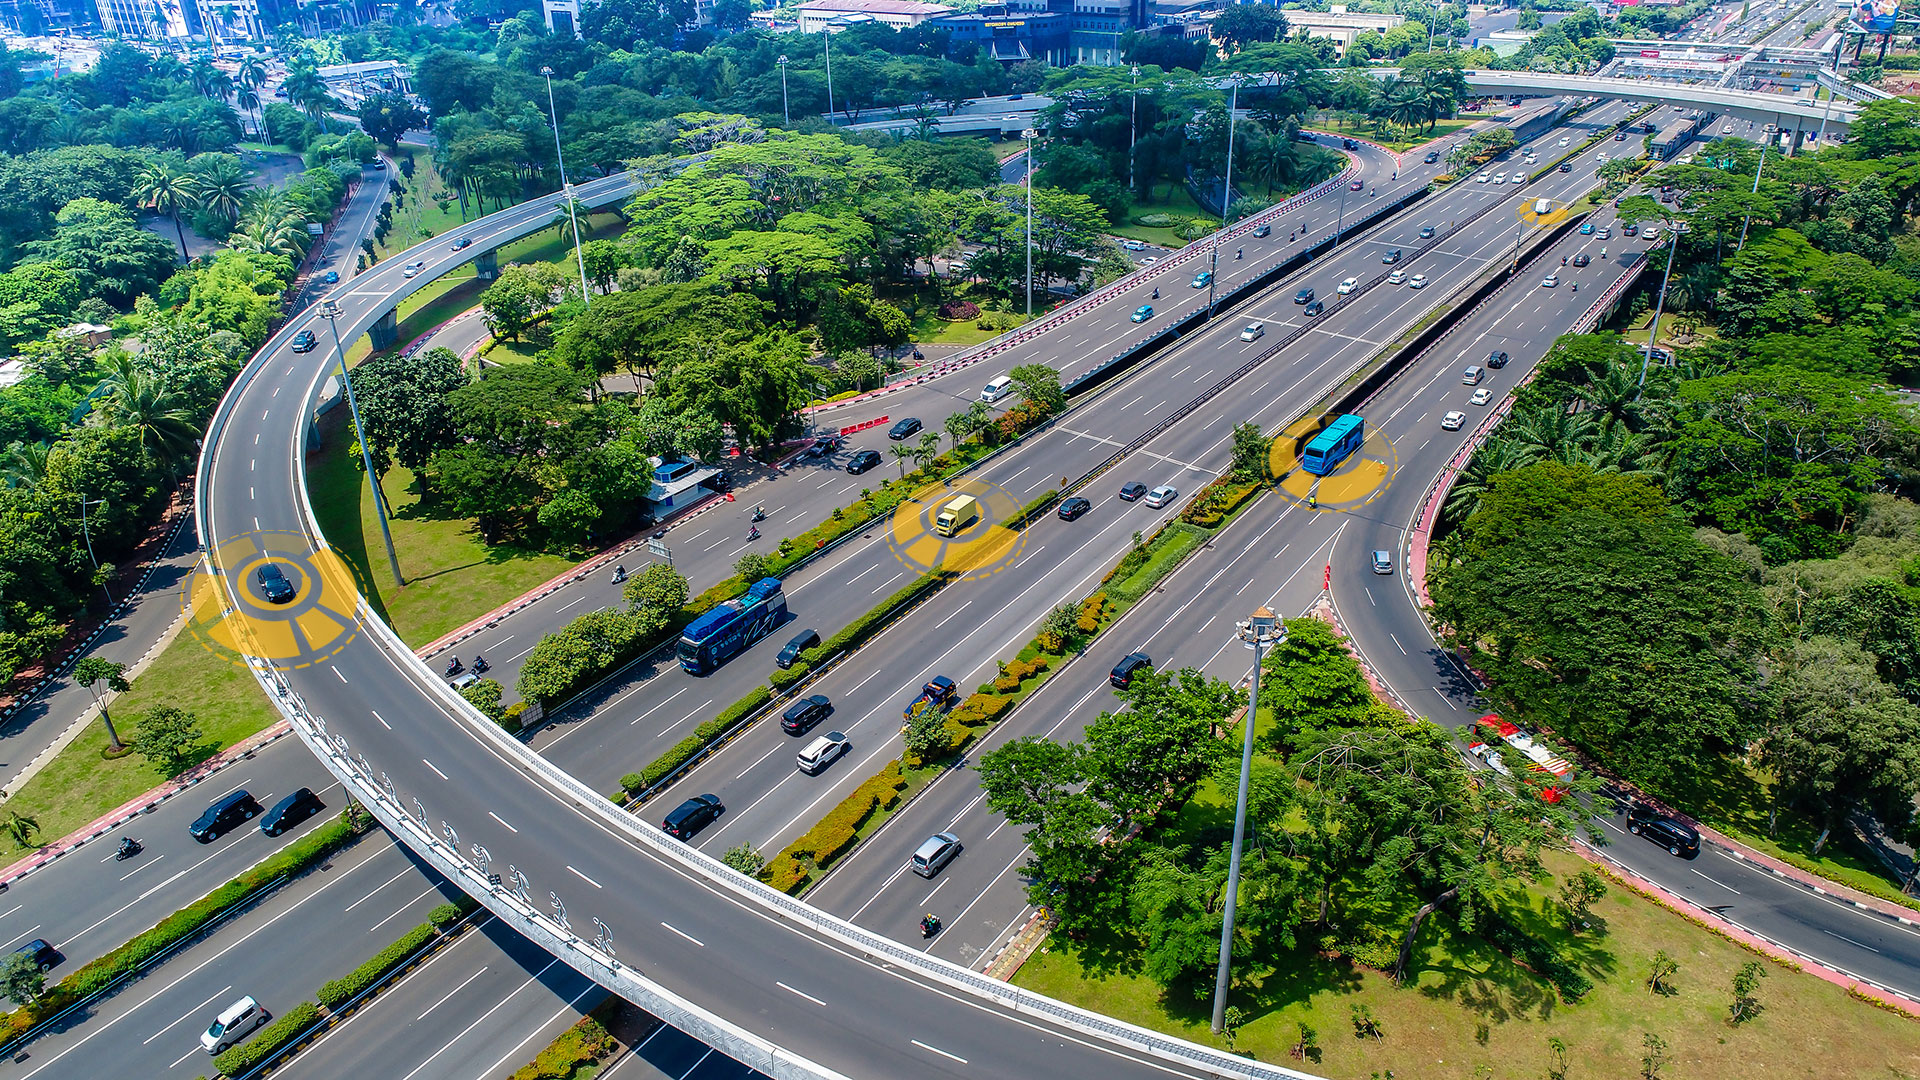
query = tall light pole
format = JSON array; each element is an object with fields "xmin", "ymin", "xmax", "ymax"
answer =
[
  {"xmin": 777, "ymin": 54, "xmax": 790, "ymax": 126},
  {"xmin": 1212, "ymin": 606, "xmax": 1286, "ymax": 1033},
  {"xmin": 1736, "ymin": 135, "xmax": 1769, "ymax": 252},
  {"xmin": 1638, "ymin": 222, "xmax": 1684, "ymax": 392},
  {"xmin": 540, "ymin": 66, "xmax": 592, "ymax": 307},
  {"xmin": 79, "ymin": 495, "xmax": 112, "ymax": 605},
  {"xmin": 319, "ymin": 300, "xmax": 404, "ymax": 589},
  {"xmin": 1207, "ymin": 76, "xmax": 1243, "ymax": 318},
  {"xmin": 824, "ymin": 26, "xmax": 835, "ymax": 120},
  {"xmin": 1023, "ymin": 127, "xmax": 1037, "ymax": 318},
  {"xmin": 1128, "ymin": 64, "xmax": 1141, "ymax": 194}
]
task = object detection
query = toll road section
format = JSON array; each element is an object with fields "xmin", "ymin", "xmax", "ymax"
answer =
[
  {"xmin": 886, "ymin": 477, "xmax": 1025, "ymax": 581},
  {"xmin": 182, "ymin": 531, "xmax": 368, "ymax": 671}
]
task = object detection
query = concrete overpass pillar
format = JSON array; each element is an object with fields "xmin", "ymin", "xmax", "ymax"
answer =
[
  {"xmin": 369, "ymin": 308, "xmax": 399, "ymax": 351},
  {"xmin": 475, "ymin": 250, "xmax": 499, "ymax": 281}
]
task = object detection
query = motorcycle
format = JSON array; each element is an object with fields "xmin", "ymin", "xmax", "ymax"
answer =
[
  {"xmin": 1151, "ymin": 288, "xmax": 1159, "ymax": 300},
  {"xmin": 445, "ymin": 657, "xmax": 463, "ymax": 677},
  {"xmin": 1561, "ymin": 255, "xmax": 1568, "ymax": 266},
  {"xmin": 472, "ymin": 656, "xmax": 490, "ymax": 674},
  {"xmin": 1235, "ymin": 248, "xmax": 1243, "ymax": 260},
  {"xmin": 748, "ymin": 526, "xmax": 760, "ymax": 541},
  {"xmin": 115, "ymin": 837, "xmax": 142, "ymax": 861},
  {"xmin": 920, "ymin": 913, "xmax": 942, "ymax": 938},
  {"xmin": 611, "ymin": 565, "xmax": 628, "ymax": 585},
  {"xmin": 751, "ymin": 506, "xmax": 765, "ymax": 523}
]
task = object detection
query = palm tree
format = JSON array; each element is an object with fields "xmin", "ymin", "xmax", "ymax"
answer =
[
  {"xmin": 282, "ymin": 66, "xmax": 336, "ymax": 123},
  {"xmin": 1247, "ymin": 133, "xmax": 1296, "ymax": 197},
  {"xmin": 195, "ymin": 159, "xmax": 251, "ymax": 223},
  {"xmin": 1503, "ymin": 405, "xmax": 1598, "ymax": 466},
  {"xmin": 133, "ymin": 162, "xmax": 201, "ymax": 264},
  {"xmin": 237, "ymin": 56, "xmax": 271, "ymax": 144},
  {"xmin": 1, "ymin": 807, "xmax": 41, "ymax": 850},
  {"xmin": 71, "ymin": 657, "xmax": 131, "ymax": 752},
  {"xmin": 231, "ymin": 191, "xmax": 312, "ymax": 258},
  {"xmin": 1573, "ymin": 362, "xmax": 1644, "ymax": 433},
  {"xmin": 1442, "ymin": 440, "xmax": 1533, "ymax": 525},
  {"xmin": 0, "ymin": 442, "xmax": 50, "ymax": 491},
  {"xmin": 97, "ymin": 354, "xmax": 200, "ymax": 476}
]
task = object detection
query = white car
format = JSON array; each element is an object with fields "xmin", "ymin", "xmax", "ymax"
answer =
[
  {"xmin": 1510, "ymin": 172, "xmax": 1527, "ymax": 184},
  {"xmin": 1142, "ymin": 256, "xmax": 1158, "ymax": 265},
  {"xmin": 1470, "ymin": 388, "xmax": 1494, "ymax": 406},
  {"xmin": 1337, "ymin": 276, "xmax": 1359, "ymax": 295},
  {"xmin": 1597, "ymin": 153, "xmax": 1609, "ymax": 163},
  {"xmin": 1722, "ymin": 123, "xmax": 1734, "ymax": 134},
  {"xmin": 1493, "ymin": 171, "xmax": 1507, "ymax": 183},
  {"xmin": 202, "ymin": 996, "xmax": 268, "ymax": 1053},
  {"xmin": 1388, "ymin": 269, "xmax": 1407, "ymax": 285},
  {"xmin": 1442, "ymin": 411, "xmax": 1467, "ymax": 430},
  {"xmin": 1407, "ymin": 274, "xmax": 1428, "ymax": 289},
  {"xmin": 1558, "ymin": 136, "xmax": 1571, "ymax": 147},
  {"xmin": 1477, "ymin": 172, "xmax": 1491, "ymax": 183},
  {"xmin": 1120, "ymin": 239, "xmax": 1147, "ymax": 251},
  {"xmin": 1143, "ymin": 485, "xmax": 1178, "ymax": 508},
  {"xmin": 1541, "ymin": 274, "xmax": 1559, "ymax": 287},
  {"xmin": 1240, "ymin": 321, "xmax": 1265, "ymax": 341}
]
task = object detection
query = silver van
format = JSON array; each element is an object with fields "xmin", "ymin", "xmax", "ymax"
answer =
[
  {"xmin": 980, "ymin": 375, "xmax": 1014, "ymax": 403},
  {"xmin": 1462, "ymin": 365, "xmax": 1485, "ymax": 385}
]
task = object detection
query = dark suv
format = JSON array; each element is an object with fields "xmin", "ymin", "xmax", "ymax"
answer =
[
  {"xmin": 781, "ymin": 694, "xmax": 832, "ymax": 735},
  {"xmin": 846, "ymin": 449, "xmax": 882, "ymax": 474},
  {"xmin": 1485, "ymin": 350, "xmax": 1509, "ymax": 369},
  {"xmin": 14, "ymin": 939, "xmax": 59, "ymax": 972},
  {"xmin": 190, "ymin": 789, "xmax": 262, "ymax": 842},
  {"xmin": 1110, "ymin": 652, "xmax": 1152, "ymax": 689},
  {"xmin": 1627, "ymin": 802, "xmax": 1699, "ymax": 857},
  {"xmin": 260, "ymin": 788, "xmax": 322, "ymax": 836},
  {"xmin": 662, "ymin": 794, "xmax": 723, "ymax": 840},
  {"xmin": 775, "ymin": 628, "xmax": 819, "ymax": 669},
  {"xmin": 256, "ymin": 563, "xmax": 296, "ymax": 604}
]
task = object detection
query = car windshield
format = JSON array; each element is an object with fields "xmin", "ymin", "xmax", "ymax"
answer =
[{"xmin": 208, "ymin": 1020, "xmax": 227, "ymax": 1037}]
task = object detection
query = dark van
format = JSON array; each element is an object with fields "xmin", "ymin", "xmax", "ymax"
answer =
[
  {"xmin": 1110, "ymin": 652, "xmax": 1152, "ymax": 689},
  {"xmin": 260, "ymin": 788, "xmax": 322, "ymax": 836},
  {"xmin": 781, "ymin": 694, "xmax": 832, "ymax": 735},
  {"xmin": 775, "ymin": 628, "xmax": 819, "ymax": 669},
  {"xmin": 190, "ymin": 789, "xmax": 262, "ymax": 842}
]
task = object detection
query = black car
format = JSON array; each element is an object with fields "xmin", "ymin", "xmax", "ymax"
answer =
[
  {"xmin": 1423, "ymin": 150, "xmax": 1440, "ymax": 163},
  {"xmin": 1303, "ymin": 300, "xmax": 1324, "ymax": 317},
  {"xmin": 1558, "ymin": 161, "xmax": 1573, "ymax": 173},
  {"xmin": 1341, "ymin": 138, "xmax": 1358, "ymax": 150},
  {"xmin": 256, "ymin": 564, "xmax": 296, "ymax": 604},
  {"xmin": 1572, "ymin": 252, "xmax": 1590, "ymax": 267},
  {"xmin": 781, "ymin": 694, "xmax": 832, "ymax": 735},
  {"xmin": 903, "ymin": 675, "xmax": 957, "ymax": 720},
  {"xmin": 14, "ymin": 939, "xmax": 58, "ymax": 973},
  {"xmin": 1486, "ymin": 350, "xmax": 1509, "ymax": 369},
  {"xmin": 1293, "ymin": 287, "xmax": 1315, "ymax": 305},
  {"xmin": 1252, "ymin": 224, "xmax": 1270, "ymax": 238},
  {"xmin": 1110, "ymin": 652, "xmax": 1152, "ymax": 689},
  {"xmin": 1627, "ymin": 802, "xmax": 1699, "ymax": 857},
  {"xmin": 888, "ymin": 417, "xmax": 923, "ymax": 441},
  {"xmin": 1622, "ymin": 223, "xmax": 1639, "ymax": 237},
  {"xmin": 451, "ymin": 236, "xmax": 473, "ymax": 250},
  {"xmin": 260, "ymin": 787, "xmax": 322, "ymax": 836},
  {"xmin": 290, "ymin": 330, "xmax": 317, "ymax": 353},
  {"xmin": 1614, "ymin": 131, "xmax": 1629, "ymax": 141},
  {"xmin": 775, "ymin": 628, "xmax": 819, "ymax": 669},
  {"xmin": 1382, "ymin": 249, "xmax": 1402, "ymax": 265},
  {"xmin": 846, "ymin": 449, "xmax": 882, "ymax": 475},
  {"xmin": 1119, "ymin": 482, "xmax": 1147, "ymax": 502},
  {"xmin": 662, "ymin": 794, "xmax": 723, "ymax": 839},
  {"xmin": 190, "ymin": 789, "xmax": 262, "ymax": 842},
  {"xmin": 1057, "ymin": 496, "xmax": 1091, "ymax": 521}
]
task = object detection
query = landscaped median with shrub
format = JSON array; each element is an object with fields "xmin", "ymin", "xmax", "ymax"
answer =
[
  {"xmin": 209, "ymin": 1000, "xmax": 322, "ymax": 1078},
  {"xmin": 0, "ymin": 806, "xmax": 377, "ymax": 1054}
]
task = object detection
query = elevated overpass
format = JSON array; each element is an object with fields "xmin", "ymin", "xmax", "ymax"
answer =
[{"xmin": 1440, "ymin": 69, "xmax": 1862, "ymax": 128}]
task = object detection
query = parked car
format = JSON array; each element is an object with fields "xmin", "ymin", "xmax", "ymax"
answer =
[
  {"xmin": 1441, "ymin": 410, "xmax": 1466, "ymax": 431},
  {"xmin": 1240, "ymin": 321, "xmax": 1264, "ymax": 342},
  {"xmin": 1120, "ymin": 239, "xmax": 1147, "ymax": 251},
  {"xmin": 1143, "ymin": 485, "xmax": 1177, "ymax": 508},
  {"xmin": 888, "ymin": 417, "xmax": 923, "ymax": 441},
  {"xmin": 1110, "ymin": 652, "xmax": 1153, "ymax": 689},
  {"xmin": 256, "ymin": 564, "xmax": 296, "ymax": 604},
  {"xmin": 1057, "ymin": 496, "xmax": 1091, "ymax": 521},
  {"xmin": 1131, "ymin": 304, "xmax": 1154, "ymax": 323},
  {"xmin": 661, "ymin": 794, "xmax": 723, "ymax": 839},
  {"xmin": 289, "ymin": 330, "xmax": 317, "ymax": 353},
  {"xmin": 781, "ymin": 694, "xmax": 832, "ymax": 735},
  {"xmin": 911, "ymin": 832, "xmax": 962, "ymax": 877},
  {"xmin": 1119, "ymin": 481, "xmax": 1148, "ymax": 502},
  {"xmin": 1627, "ymin": 802, "xmax": 1700, "ymax": 857},
  {"xmin": 775, "ymin": 628, "xmax": 819, "ymax": 669},
  {"xmin": 846, "ymin": 449, "xmax": 882, "ymax": 474}
]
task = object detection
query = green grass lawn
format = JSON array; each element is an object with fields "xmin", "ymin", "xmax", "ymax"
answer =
[
  {"xmin": 377, "ymin": 147, "xmax": 470, "ymax": 258},
  {"xmin": 307, "ymin": 408, "xmax": 582, "ymax": 646},
  {"xmin": 1015, "ymin": 847, "xmax": 1920, "ymax": 1080},
  {"xmin": 1, "ymin": 631, "xmax": 278, "ymax": 854},
  {"xmin": 1113, "ymin": 185, "xmax": 1218, "ymax": 248},
  {"xmin": 482, "ymin": 337, "xmax": 545, "ymax": 365}
]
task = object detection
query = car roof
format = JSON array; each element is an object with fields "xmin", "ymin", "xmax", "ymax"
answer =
[{"xmin": 914, "ymin": 833, "xmax": 954, "ymax": 856}]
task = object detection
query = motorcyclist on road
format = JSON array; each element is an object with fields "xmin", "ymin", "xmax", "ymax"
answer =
[
  {"xmin": 612, "ymin": 565, "xmax": 627, "ymax": 584},
  {"xmin": 1151, "ymin": 287, "xmax": 1159, "ymax": 300}
]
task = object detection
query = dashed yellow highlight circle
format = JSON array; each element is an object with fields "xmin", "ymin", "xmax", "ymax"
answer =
[
  {"xmin": 180, "ymin": 531, "xmax": 367, "ymax": 671},
  {"xmin": 1518, "ymin": 197, "xmax": 1573, "ymax": 228},
  {"xmin": 887, "ymin": 476, "xmax": 1027, "ymax": 581},
  {"xmin": 1271, "ymin": 419, "xmax": 1399, "ymax": 513}
]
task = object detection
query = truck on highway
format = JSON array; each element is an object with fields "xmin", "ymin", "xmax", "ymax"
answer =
[
  {"xmin": 677, "ymin": 577, "xmax": 788, "ymax": 675},
  {"xmin": 934, "ymin": 494, "xmax": 980, "ymax": 537}
]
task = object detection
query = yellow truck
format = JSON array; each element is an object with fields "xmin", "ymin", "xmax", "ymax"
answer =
[{"xmin": 934, "ymin": 494, "xmax": 980, "ymax": 537}]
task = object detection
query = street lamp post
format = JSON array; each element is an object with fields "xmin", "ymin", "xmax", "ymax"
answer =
[
  {"xmin": 777, "ymin": 55, "xmax": 790, "ymax": 126},
  {"xmin": 79, "ymin": 495, "xmax": 112, "ymax": 605},
  {"xmin": 1638, "ymin": 222, "xmax": 1683, "ymax": 392},
  {"xmin": 824, "ymin": 27, "xmax": 835, "ymax": 120},
  {"xmin": 540, "ymin": 66, "xmax": 592, "ymax": 307},
  {"xmin": 1208, "ymin": 76, "xmax": 1244, "ymax": 318},
  {"xmin": 1212, "ymin": 606, "xmax": 1286, "ymax": 1033},
  {"xmin": 1023, "ymin": 127, "xmax": 1037, "ymax": 318},
  {"xmin": 319, "ymin": 300, "xmax": 404, "ymax": 588},
  {"xmin": 1128, "ymin": 64, "xmax": 1140, "ymax": 194}
]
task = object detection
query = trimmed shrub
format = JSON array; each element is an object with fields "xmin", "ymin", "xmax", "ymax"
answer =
[
  {"xmin": 761, "ymin": 761, "xmax": 907, "ymax": 894},
  {"xmin": 509, "ymin": 1013, "xmax": 616, "ymax": 1080},
  {"xmin": 1076, "ymin": 593, "xmax": 1107, "ymax": 634},
  {"xmin": 991, "ymin": 655, "xmax": 1050, "ymax": 694},
  {"xmin": 211, "ymin": 1000, "xmax": 321, "ymax": 1077},
  {"xmin": 768, "ymin": 661, "xmax": 811, "ymax": 691},
  {"xmin": 975, "ymin": 310, "xmax": 1023, "ymax": 331},
  {"xmin": 936, "ymin": 299, "xmax": 980, "ymax": 320},
  {"xmin": 427, "ymin": 899, "xmax": 475, "ymax": 928},
  {"xmin": 317, "ymin": 922, "xmax": 437, "ymax": 1009},
  {"xmin": 1181, "ymin": 478, "xmax": 1262, "ymax": 528},
  {"xmin": 948, "ymin": 692, "xmax": 1011, "ymax": 727}
]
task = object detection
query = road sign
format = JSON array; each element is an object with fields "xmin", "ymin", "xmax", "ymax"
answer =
[{"xmin": 647, "ymin": 538, "xmax": 671, "ymax": 562}]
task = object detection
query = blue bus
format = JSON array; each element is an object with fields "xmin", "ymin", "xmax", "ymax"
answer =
[
  {"xmin": 1301, "ymin": 414, "xmax": 1364, "ymax": 477},
  {"xmin": 678, "ymin": 577, "xmax": 788, "ymax": 675}
]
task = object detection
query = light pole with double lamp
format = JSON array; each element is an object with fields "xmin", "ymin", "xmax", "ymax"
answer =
[
  {"xmin": 1211, "ymin": 606, "xmax": 1286, "ymax": 1033},
  {"xmin": 777, "ymin": 55, "xmax": 790, "ymax": 126},
  {"xmin": 540, "ymin": 65, "xmax": 593, "ymax": 306},
  {"xmin": 1207, "ymin": 75, "xmax": 1244, "ymax": 318},
  {"xmin": 1128, "ymin": 64, "xmax": 1140, "ymax": 193},
  {"xmin": 317, "ymin": 300, "xmax": 404, "ymax": 588},
  {"xmin": 1024, "ymin": 127, "xmax": 1037, "ymax": 318}
]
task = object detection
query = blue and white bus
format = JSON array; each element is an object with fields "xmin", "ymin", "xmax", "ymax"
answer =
[
  {"xmin": 1301, "ymin": 414, "xmax": 1364, "ymax": 477},
  {"xmin": 677, "ymin": 577, "xmax": 788, "ymax": 675}
]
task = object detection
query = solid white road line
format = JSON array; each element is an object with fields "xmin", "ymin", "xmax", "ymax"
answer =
[
  {"xmin": 777, "ymin": 981, "xmax": 828, "ymax": 1007},
  {"xmin": 660, "ymin": 921, "xmax": 705, "ymax": 947}
]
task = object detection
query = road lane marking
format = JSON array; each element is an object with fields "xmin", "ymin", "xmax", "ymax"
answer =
[
  {"xmin": 423, "ymin": 759, "xmax": 449, "ymax": 780},
  {"xmin": 488, "ymin": 811, "xmax": 517, "ymax": 832},
  {"xmin": 416, "ymin": 965, "xmax": 489, "ymax": 1020},
  {"xmin": 655, "ymin": 699, "xmax": 714, "ymax": 738},
  {"xmin": 912, "ymin": 1039, "xmax": 969, "ymax": 1064},
  {"xmin": 629, "ymin": 686, "xmax": 689, "ymax": 726},
  {"xmin": 397, "ymin": 957, "xmax": 566, "ymax": 1080},
  {"xmin": 567, "ymin": 865, "xmax": 605, "ymax": 889},
  {"xmin": 1689, "ymin": 868, "xmax": 1740, "ymax": 895},
  {"xmin": 372, "ymin": 709, "xmax": 391, "ymax": 729},
  {"xmin": 1823, "ymin": 928, "xmax": 1882, "ymax": 953},
  {"xmin": 660, "ymin": 921, "xmax": 705, "ymax": 947},
  {"xmin": 368, "ymin": 886, "xmax": 438, "ymax": 935},
  {"xmin": 1389, "ymin": 632, "xmax": 1407, "ymax": 655},
  {"xmin": 934, "ymin": 601, "xmax": 974, "ymax": 630},
  {"xmin": 346, "ymin": 866, "xmax": 416, "ymax": 912},
  {"xmin": 777, "ymin": 981, "xmax": 828, "ymax": 1006},
  {"xmin": 333, "ymin": 666, "xmax": 348, "ymax": 683}
]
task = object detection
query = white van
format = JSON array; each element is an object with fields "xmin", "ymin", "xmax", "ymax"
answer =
[
  {"xmin": 1337, "ymin": 276, "xmax": 1359, "ymax": 295},
  {"xmin": 980, "ymin": 375, "xmax": 1013, "ymax": 403},
  {"xmin": 1462, "ymin": 365, "xmax": 1485, "ymax": 385},
  {"xmin": 1532, "ymin": 198, "xmax": 1553, "ymax": 216},
  {"xmin": 202, "ymin": 995, "xmax": 268, "ymax": 1053}
]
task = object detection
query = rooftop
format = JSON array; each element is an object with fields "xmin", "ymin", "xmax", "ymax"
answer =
[{"xmin": 796, "ymin": 0, "xmax": 952, "ymax": 13}]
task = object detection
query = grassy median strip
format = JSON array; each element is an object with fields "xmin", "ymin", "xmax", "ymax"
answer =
[{"xmin": 0, "ymin": 807, "xmax": 377, "ymax": 1053}]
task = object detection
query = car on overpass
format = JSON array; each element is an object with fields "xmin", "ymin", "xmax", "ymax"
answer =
[
  {"xmin": 1130, "ymin": 304, "xmax": 1153, "ymax": 323},
  {"xmin": 1190, "ymin": 271, "xmax": 1212, "ymax": 289},
  {"xmin": 290, "ymin": 330, "xmax": 317, "ymax": 353}
]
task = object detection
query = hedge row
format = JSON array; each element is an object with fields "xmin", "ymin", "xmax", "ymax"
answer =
[
  {"xmin": 948, "ymin": 692, "xmax": 1012, "ymax": 727},
  {"xmin": 515, "ymin": 607, "xmax": 673, "ymax": 709},
  {"xmin": 625, "ymin": 685, "xmax": 774, "ymax": 792},
  {"xmin": 211, "ymin": 1000, "xmax": 322, "ymax": 1077},
  {"xmin": 316, "ymin": 921, "xmax": 438, "ymax": 1010},
  {"xmin": 991, "ymin": 655, "xmax": 1050, "ymax": 694},
  {"xmin": 0, "ymin": 811, "xmax": 372, "ymax": 1051},
  {"xmin": 509, "ymin": 1012, "xmax": 617, "ymax": 1080},
  {"xmin": 1180, "ymin": 478, "xmax": 1263, "ymax": 528},
  {"xmin": 762, "ymin": 761, "xmax": 907, "ymax": 893}
]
